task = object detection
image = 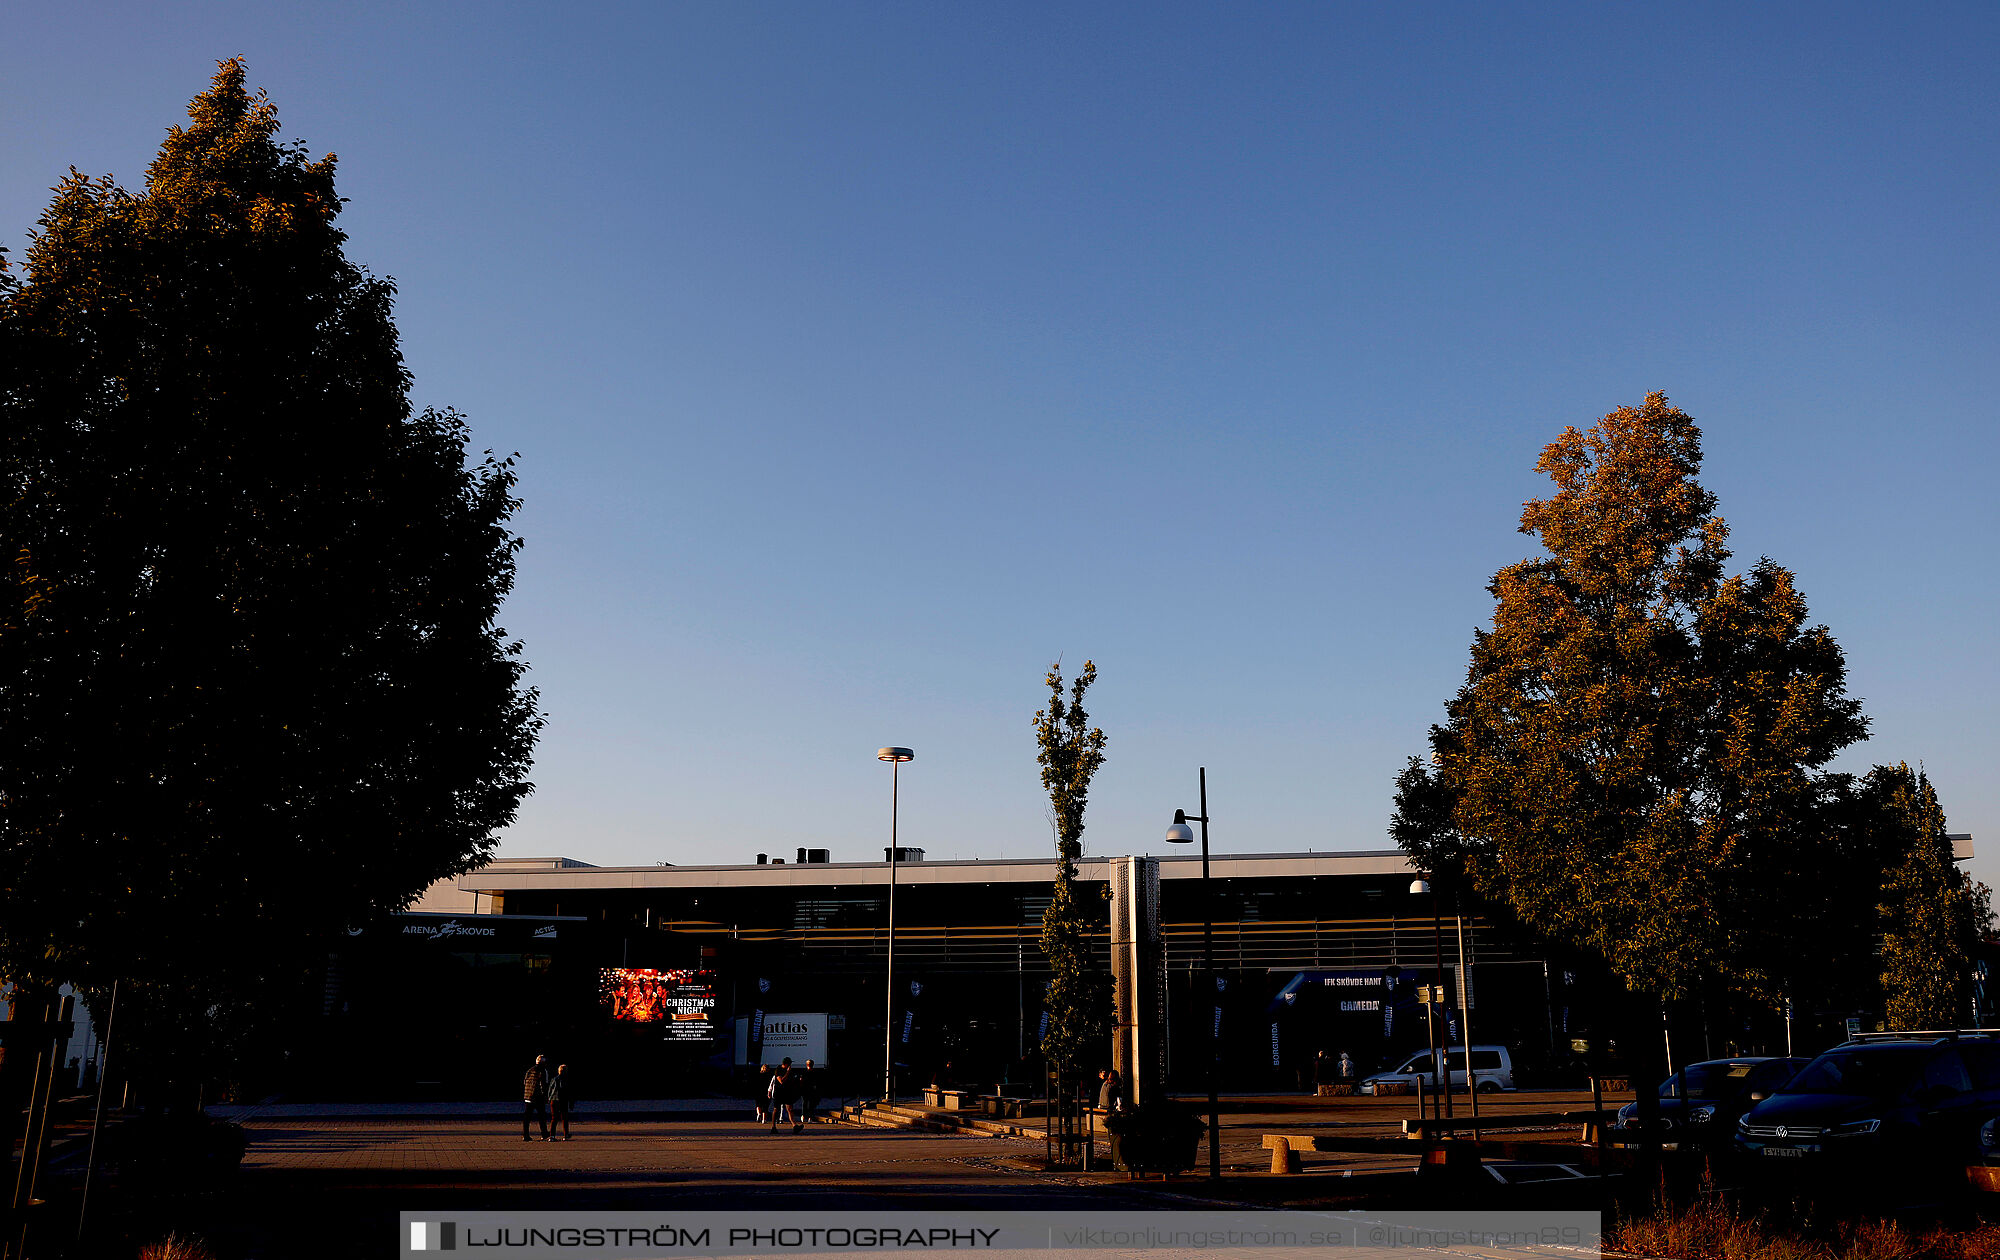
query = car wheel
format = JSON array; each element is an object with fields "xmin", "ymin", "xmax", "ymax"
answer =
[{"xmin": 1477, "ymin": 1082, "xmax": 1502, "ymax": 1094}]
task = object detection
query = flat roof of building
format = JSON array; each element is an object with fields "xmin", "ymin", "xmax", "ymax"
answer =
[{"xmin": 457, "ymin": 849, "xmax": 1415, "ymax": 894}]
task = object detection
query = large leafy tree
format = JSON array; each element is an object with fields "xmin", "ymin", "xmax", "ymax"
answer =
[
  {"xmin": 1869, "ymin": 764, "xmax": 1989, "ymax": 1030},
  {"xmin": 1392, "ymin": 394, "xmax": 1867, "ymax": 1008},
  {"xmin": 0, "ymin": 62, "xmax": 540, "ymax": 1040},
  {"xmin": 1033, "ymin": 661, "xmax": 1113, "ymax": 1079}
]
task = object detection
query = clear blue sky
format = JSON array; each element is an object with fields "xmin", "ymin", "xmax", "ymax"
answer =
[{"xmin": 7, "ymin": 4, "xmax": 1996, "ymax": 882}]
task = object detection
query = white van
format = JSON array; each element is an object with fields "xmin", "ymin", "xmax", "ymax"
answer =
[{"xmin": 1359, "ymin": 1045, "xmax": 1516, "ymax": 1094}]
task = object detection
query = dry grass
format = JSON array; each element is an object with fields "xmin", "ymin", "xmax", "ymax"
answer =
[
  {"xmin": 1609, "ymin": 1202, "xmax": 2000, "ymax": 1259},
  {"xmin": 138, "ymin": 1235, "xmax": 216, "ymax": 1260}
]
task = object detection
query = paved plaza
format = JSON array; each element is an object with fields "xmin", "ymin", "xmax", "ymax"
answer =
[
  {"xmin": 217, "ymin": 1116, "xmax": 1145, "ymax": 1257},
  {"xmin": 186, "ymin": 1089, "xmax": 1624, "ymax": 1255}
]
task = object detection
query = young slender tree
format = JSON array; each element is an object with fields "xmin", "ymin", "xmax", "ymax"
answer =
[
  {"xmin": 1871, "ymin": 765, "xmax": 1989, "ymax": 1030},
  {"xmin": 1033, "ymin": 661, "xmax": 1113, "ymax": 1080},
  {"xmin": 1392, "ymin": 394, "xmax": 1867, "ymax": 1010},
  {"xmin": 0, "ymin": 62, "xmax": 540, "ymax": 1067}
]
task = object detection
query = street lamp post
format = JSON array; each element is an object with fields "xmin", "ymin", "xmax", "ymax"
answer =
[
  {"xmin": 1409, "ymin": 877, "xmax": 1452, "ymax": 1123},
  {"xmin": 1454, "ymin": 904, "xmax": 1481, "ymax": 1137},
  {"xmin": 1165, "ymin": 768, "xmax": 1222, "ymax": 1180},
  {"xmin": 878, "ymin": 747, "xmax": 914, "ymax": 1102}
]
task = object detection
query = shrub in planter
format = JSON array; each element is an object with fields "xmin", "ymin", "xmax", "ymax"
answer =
[{"xmin": 1102, "ymin": 1098, "xmax": 1206, "ymax": 1174}]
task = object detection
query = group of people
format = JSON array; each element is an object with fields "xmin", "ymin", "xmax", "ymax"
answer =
[
  {"xmin": 754, "ymin": 1058, "xmax": 821, "ymax": 1132},
  {"xmin": 1312, "ymin": 1049, "xmax": 1358, "ymax": 1092},
  {"xmin": 521, "ymin": 1054, "xmax": 573, "ymax": 1140}
]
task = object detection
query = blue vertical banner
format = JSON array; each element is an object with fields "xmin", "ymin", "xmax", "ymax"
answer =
[{"xmin": 1213, "ymin": 975, "xmax": 1228, "ymax": 1050}]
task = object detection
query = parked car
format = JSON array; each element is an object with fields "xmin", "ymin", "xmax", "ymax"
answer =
[
  {"xmin": 1735, "ymin": 1036, "xmax": 2000, "ymax": 1190},
  {"xmin": 1611, "ymin": 1057, "xmax": 1809, "ymax": 1147},
  {"xmin": 1358, "ymin": 1045, "xmax": 1515, "ymax": 1094},
  {"xmin": 1964, "ymin": 1106, "xmax": 2000, "ymax": 1196}
]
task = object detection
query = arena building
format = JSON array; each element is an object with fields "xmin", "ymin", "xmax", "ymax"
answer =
[{"xmin": 325, "ymin": 846, "xmax": 1586, "ymax": 1100}]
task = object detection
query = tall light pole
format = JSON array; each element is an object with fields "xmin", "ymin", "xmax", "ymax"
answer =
[
  {"xmin": 1165, "ymin": 768, "xmax": 1221, "ymax": 1180},
  {"xmin": 1409, "ymin": 876, "xmax": 1452, "ymax": 1123},
  {"xmin": 878, "ymin": 747, "xmax": 914, "ymax": 1102},
  {"xmin": 1454, "ymin": 904, "xmax": 1481, "ymax": 1137}
]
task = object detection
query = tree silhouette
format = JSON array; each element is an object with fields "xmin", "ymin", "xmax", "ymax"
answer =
[{"xmin": 0, "ymin": 61, "xmax": 540, "ymax": 1074}]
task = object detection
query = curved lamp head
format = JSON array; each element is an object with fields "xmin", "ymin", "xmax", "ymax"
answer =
[
  {"xmin": 1165, "ymin": 809, "xmax": 1195, "ymax": 844},
  {"xmin": 1409, "ymin": 877, "xmax": 1432, "ymax": 896},
  {"xmin": 877, "ymin": 747, "xmax": 914, "ymax": 763}
]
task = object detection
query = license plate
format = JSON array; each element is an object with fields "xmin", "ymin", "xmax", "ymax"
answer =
[{"xmin": 1763, "ymin": 1146, "xmax": 1806, "ymax": 1158}]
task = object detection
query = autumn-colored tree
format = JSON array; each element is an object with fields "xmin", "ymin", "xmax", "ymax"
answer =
[
  {"xmin": 0, "ymin": 62, "xmax": 539, "ymax": 1075},
  {"xmin": 1033, "ymin": 661, "xmax": 1113, "ymax": 1079},
  {"xmin": 1392, "ymin": 394, "xmax": 1867, "ymax": 1008},
  {"xmin": 1870, "ymin": 765, "xmax": 1989, "ymax": 1030}
]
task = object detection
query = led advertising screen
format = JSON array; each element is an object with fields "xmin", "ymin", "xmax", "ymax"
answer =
[{"xmin": 599, "ymin": 968, "xmax": 719, "ymax": 1041}]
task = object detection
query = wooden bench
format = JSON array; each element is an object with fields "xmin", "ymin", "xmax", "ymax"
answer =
[
  {"xmin": 921, "ymin": 1087, "xmax": 975, "ymax": 1110},
  {"xmin": 975, "ymin": 1094, "xmax": 1027, "ymax": 1119},
  {"xmin": 1264, "ymin": 1131, "xmax": 1496, "ymax": 1178},
  {"xmin": 1402, "ymin": 1109, "xmax": 1617, "ymax": 1145}
]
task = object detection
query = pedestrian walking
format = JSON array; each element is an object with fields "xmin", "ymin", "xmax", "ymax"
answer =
[
  {"xmin": 1313, "ymin": 1049, "xmax": 1334, "ymax": 1094},
  {"xmin": 767, "ymin": 1059, "xmax": 797, "ymax": 1133},
  {"xmin": 799, "ymin": 1059, "xmax": 822, "ymax": 1125},
  {"xmin": 754, "ymin": 1064, "xmax": 771, "ymax": 1124},
  {"xmin": 522, "ymin": 1054, "xmax": 550, "ymax": 1141},
  {"xmin": 549, "ymin": 1063, "xmax": 572, "ymax": 1140}
]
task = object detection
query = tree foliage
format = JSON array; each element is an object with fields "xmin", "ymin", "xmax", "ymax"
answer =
[
  {"xmin": 0, "ymin": 61, "xmax": 540, "ymax": 1031},
  {"xmin": 1392, "ymin": 394, "xmax": 1867, "ymax": 1004},
  {"xmin": 1870, "ymin": 764, "xmax": 1989, "ymax": 1030},
  {"xmin": 1033, "ymin": 660, "xmax": 1112, "ymax": 1076}
]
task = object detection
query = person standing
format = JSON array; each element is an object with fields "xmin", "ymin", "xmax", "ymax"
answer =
[
  {"xmin": 1096, "ymin": 1067, "xmax": 1123, "ymax": 1114},
  {"xmin": 754, "ymin": 1064, "xmax": 770, "ymax": 1124},
  {"xmin": 521, "ymin": 1054, "xmax": 550, "ymax": 1142},
  {"xmin": 1313, "ymin": 1049, "xmax": 1334, "ymax": 1095},
  {"xmin": 799, "ymin": 1059, "xmax": 821, "ymax": 1126},
  {"xmin": 549, "ymin": 1063, "xmax": 572, "ymax": 1140},
  {"xmin": 1338, "ymin": 1051, "xmax": 1356, "ymax": 1084}
]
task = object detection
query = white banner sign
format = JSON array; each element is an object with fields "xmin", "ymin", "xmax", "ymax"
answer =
[{"xmin": 747, "ymin": 1011, "xmax": 827, "ymax": 1065}]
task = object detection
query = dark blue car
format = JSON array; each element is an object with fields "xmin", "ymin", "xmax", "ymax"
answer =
[
  {"xmin": 1611, "ymin": 1057, "xmax": 1808, "ymax": 1148},
  {"xmin": 1736, "ymin": 1037, "xmax": 2000, "ymax": 1189}
]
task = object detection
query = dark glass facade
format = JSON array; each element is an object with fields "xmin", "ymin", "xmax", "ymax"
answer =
[{"xmin": 412, "ymin": 858, "xmax": 1570, "ymax": 1099}]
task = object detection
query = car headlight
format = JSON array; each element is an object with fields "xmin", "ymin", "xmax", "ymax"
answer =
[
  {"xmin": 1982, "ymin": 1117, "xmax": 1998, "ymax": 1151},
  {"xmin": 1615, "ymin": 1104, "xmax": 1636, "ymax": 1127},
  {"xmin": 1687, "ymin": 1105, "xmax": 1716, "ymax": 1124},
  {"xmin": 1737, "ymin": 1115, "xmax": 1754, "ymax": 1131},
  {"xmin": 1827, "ymin": 1119, "xmax": 1880, "ymax": 1137}
]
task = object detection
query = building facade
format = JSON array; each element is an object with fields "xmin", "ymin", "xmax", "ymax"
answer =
[{"xmin": 330, "ymin": 847, "xmax": 1579, "ymax": 1099}]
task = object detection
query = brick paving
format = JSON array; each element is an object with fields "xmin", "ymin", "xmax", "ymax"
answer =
[
  {"xmin": 239, "ymin": 1114, "xmax": 1072, "ymax": 1188},
  {"xmin": 205, "ymin": 1114, "xmax": 1150, "ymax": 1256},
  {"xmin": 174, "ymin": 1089, "xmax": 1625, "ymax": 1257}
]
